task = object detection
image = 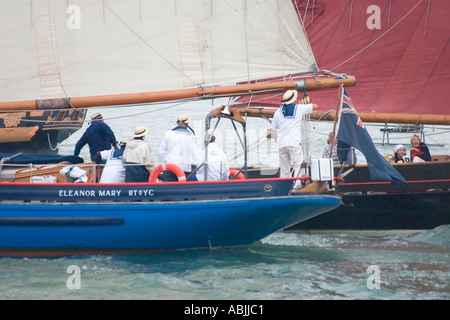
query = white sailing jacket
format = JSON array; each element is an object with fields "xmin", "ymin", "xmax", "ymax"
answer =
[
  {"xmin": 99, "ymin": 148, "xmax": 125, "ymax": 183},
  {"xmin": 158, "ymin": 126, "xmax": 198, "ymax": 172},
  {"xmin": 123, "ymin": 138, "xmax": 154, "ymax": 168},
  {"xmin": 196, "ymin": 142, "xmax": 230, "ymax": 181}
]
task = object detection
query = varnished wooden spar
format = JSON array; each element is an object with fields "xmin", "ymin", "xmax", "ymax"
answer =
[
  {"xmin": 0, "ymin": 76, "xmax": 355, "ymax": 111},
  {"xmin": 235, "ymin": 108, "xmax": 450, "ymax": 125}
]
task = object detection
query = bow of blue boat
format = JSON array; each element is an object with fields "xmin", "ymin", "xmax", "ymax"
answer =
[
  {"xmin": 0, "ymin": 142, "xmax": 344, "ymax": 256},
  {"xmin": 0, "ymin": 193, "xmax": 340, "ymax": 256}
]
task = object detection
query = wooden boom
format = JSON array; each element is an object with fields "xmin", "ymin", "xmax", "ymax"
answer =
[
  {"xmin": 0, "ymin": 76, "xmax": 356, "ymax": 111},
  {"xmin": 235, "ymin": 108, "xmax": 450, "ymax": 125}
]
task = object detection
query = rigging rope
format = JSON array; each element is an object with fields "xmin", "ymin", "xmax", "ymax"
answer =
[
  {"xmin": 242, "ymin": 0, "xmax": 251, "ymax": 85},
  {"xmin": 424, "ymin": 0, "xmax": 432, "ymax": 36},
  {"xmin": 47, "ymin": 133, "xmax": 60, "ymax": 152},
  {"xmin": 348, "ymin": 0, "xmax": 354, "ymax": 31}
]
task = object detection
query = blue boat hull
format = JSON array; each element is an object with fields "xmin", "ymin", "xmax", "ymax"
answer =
[{"xmin": 0, "ymin": 195, "xmax": 340, "ymax": 256}]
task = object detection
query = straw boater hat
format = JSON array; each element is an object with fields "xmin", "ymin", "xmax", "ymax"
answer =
[
  {"xmin": 176, "ymin": 114, "xmax": 189, "ymax": 124},
  {"xmin": 281, "ymin": 90, "xmax": 298, "ymax": 105},
  {"xmin": 91, "ymin": 112, "xmax": 103, "ymax": 121},
  {"xmin": 133, "ymin": 126, "xmax": 148, "ymax": 138}
]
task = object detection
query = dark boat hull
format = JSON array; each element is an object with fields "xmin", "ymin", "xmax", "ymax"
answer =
[
  {"xmin": 246, "ymin": 161, "xmax": 450, "ymax": 230},
  {"xmin": 293, "ymin": 190, "xmax": 449, "ymax": 230},
  {"xmin": 292, "ymin": 161, "xmax": 450, "ymax": 230}
]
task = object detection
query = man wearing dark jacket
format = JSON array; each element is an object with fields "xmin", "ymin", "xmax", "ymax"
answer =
[{"xmin": 74, "ymin": 112, "xmax": 117, "ymax": 161}]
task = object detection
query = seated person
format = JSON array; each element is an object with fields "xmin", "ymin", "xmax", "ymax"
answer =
[
  {"xmin": 123, "ymin": 126, "xmax": 154, "ymax": 182},
  {"xmin": 410, "ymin": 134, "xmax": 431, "ymax": 162},
  {"xmin": 322, "ymin": 132, "xmax": 339, "ymax": 165},
  {"xmin": 95, "ymin": 140, "xmax": 127, "ymax": 183},
  {"xmin": 393, "ymin": 144, "xmax": 409, "ymax": 163}
]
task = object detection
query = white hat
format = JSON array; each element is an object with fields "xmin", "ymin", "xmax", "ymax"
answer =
[
  {"xmin": 133, "ymin": 126, "xmax": 148, "ymax": 138},
  {"xmin": 176, "ymin": 114, "xmax": 189, "ymax": 124},
  {"xmin": 394, "ymin": 144, "xmax": 405, "ymax": 153},
  {"xmin": 281, "ymin": 90, "xmax": 298, "ymax": 105}
]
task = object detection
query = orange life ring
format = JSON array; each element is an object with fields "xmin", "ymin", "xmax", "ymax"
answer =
[
  {"xmin": 149, "ymin": 164, "xmax": 186, "ymax": 183},
  {"xmin": 229, "ymin": 168, "xmax": 245, "ymax": 180}
]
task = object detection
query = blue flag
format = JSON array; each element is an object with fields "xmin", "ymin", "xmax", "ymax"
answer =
[{"xmin": 336, "ymin": 89, "xmax": 407, "ymax": 186}]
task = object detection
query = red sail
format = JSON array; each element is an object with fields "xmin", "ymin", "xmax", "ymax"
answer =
[{"xmin": 237, "ymin": 0, "xmax": 450, "ymax": 121}]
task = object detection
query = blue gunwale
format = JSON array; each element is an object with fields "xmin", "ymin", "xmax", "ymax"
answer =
[{"xmin": 0, "ymin": 177, "xmax": 300, "ymax": 203}]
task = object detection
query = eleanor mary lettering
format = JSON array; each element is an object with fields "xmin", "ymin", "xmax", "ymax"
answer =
[{"xmin": 58, "ymin": 188, "xmax": 155, "ymax": 198}]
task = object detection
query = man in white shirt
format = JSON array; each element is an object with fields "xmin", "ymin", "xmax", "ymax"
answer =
[
  {"xmin": 158, "ymin": 114, "xmax": 199, "ymax": 181},
  {"xmin": 271, "ymin": 90, "xmax": 315, "ymax": 178},
  {"xmin": 196, "ymin": 136, "xmax": 230, "ymax": 181}
]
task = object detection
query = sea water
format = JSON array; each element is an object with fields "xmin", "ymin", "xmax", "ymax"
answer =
[
  {"xmin": 1, "ymin": 100, "xmax": 449, "ymax": 301},
  {"xmin": 0, "ymin": 228, "xmax": 448, "ymax": 300}
]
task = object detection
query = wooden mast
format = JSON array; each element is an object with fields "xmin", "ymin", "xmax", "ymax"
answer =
[{"xmin": 0, "ymin": 76, "xmax": 356, "ymax": 111}]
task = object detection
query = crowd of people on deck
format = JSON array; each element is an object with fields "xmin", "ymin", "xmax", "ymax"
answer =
[
  {"xmin": 72, "ymin": 111, "xmax": 230, "ymax": 183},
  {"xmin": 71, "ymin": 90, "xmax": 434, "ymax": 184},
  {"xmin": 71, "ymin": 88, "xmax": 315, "ymax": 184}
]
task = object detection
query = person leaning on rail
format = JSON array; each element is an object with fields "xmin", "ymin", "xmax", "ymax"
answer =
[{"xmin": 74, "ymin": 112, "xmax": 117, "ymax": 161}]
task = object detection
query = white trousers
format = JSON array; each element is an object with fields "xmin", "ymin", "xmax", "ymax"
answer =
[{"xmin": 278, "ymin": 144, "xmax": 304, "ymax": 178}]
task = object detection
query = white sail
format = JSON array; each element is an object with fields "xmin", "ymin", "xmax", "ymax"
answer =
[{"xmin": 0, "ymin": 0, "xmax": 317, "ymax": 103}]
